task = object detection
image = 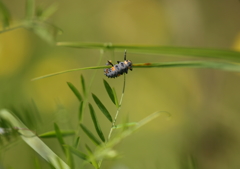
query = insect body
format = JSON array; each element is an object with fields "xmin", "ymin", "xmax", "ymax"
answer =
[{"xmin": 104, "ymin": 50, "xmax": 132, "ymax": 78}]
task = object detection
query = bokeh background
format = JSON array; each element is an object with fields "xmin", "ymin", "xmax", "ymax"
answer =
[{"xmin": 1, "ymin": 0, "xmax": 240, "ymax": 169}]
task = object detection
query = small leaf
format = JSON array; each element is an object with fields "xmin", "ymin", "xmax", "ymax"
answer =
[
  {"xmin": 80, "ymin": 124, "xmax": 101, "ymax": 146},
  {"xmin": 112, "ymin": 88, "xmax": 119, "ymax": 108},
  {"xmin": 36, "ymin": 3, "xmax": 58, "ymax": 21},
  {"xmin": 103, "ymin": 79, "xmax": 115, "ymax": 104},
  {"xmin": 39, "ymin": 130, "xmax": 75, "ymax": 138},
  {"xmin": 0, "ymin": 1, "xmax": 11, "ymax": 28},
  {"xmin": 54, "ymin": 123, "xmax": 66, "ymax": 154},
  {"xmin": 66, "ymin": 145, "xmax": 89, "ymax": 161},
  {"xmin": 78, "ymin": 101, "xmax": 84, "ymax": 123},
  {"xmin": 92, "ymin": 93, "xmax": 112, "ymax": 123},
  {"xmin": 25, "ymin": 0, "xmax": 35, "ymax": 20},
  {"xmin": 73, "ymin": 137, "xmax": 80, "ymax": 148},
  {"xmin": 89, "ymin": 103, "xmax": 105, "ymax": 142},
  {"xmin": 81, "ymin": 75, "xmax": 86, "ymax": 97},
  {"xmin": 85, "ymin": 144, "xmax": 99, "ymax": 169},
  {"xmin": 67, "ymin": 82, "xmax": 82, "ymax": 102}
]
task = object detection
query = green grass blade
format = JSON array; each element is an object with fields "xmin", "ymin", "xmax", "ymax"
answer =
[
  {"xmin": 0, "ymin": 1, "xmax": 10, "ymax": 28},
  {"xmin": 65, "ymin": 145, "xmax": 89, "ymax": 161},
  {"xmin": 103, "ymin": 79, "xmax": 115, "ymax": 105},
  {"xmin": 81, "ymin": 75, "xmax": 86, "ymax": 97},
  {"xmin": 39, "ymin": 130, "xmax": 75, "ymax": 138},
  {"xmin": 25, "ymin": 0, "xmax": 35, "ymax": 20},
  {"xmin": 67, "ymin": 82, "xmax": 82, "ymax": 102},
  {"xmin": 54, "ymin": 123, "xmax": 66, "ymax": 154},
  {"xmin": 0, "ymin": 109, "xmax": 70, "ymax": 169},
  {"xmin": 73, "ymin": 136, "xmax": 80, "ymax": 148},
  {"xmin": 80, "ymin": 124, "xmax": 101, "ymax": 146},
  {"xmin": 78, "ymin": 101, "xmax": 84, "ymax": 123},
  {"xmin": 56, "ymin": 42, "xmax": 240, "ymax": 61},
  {"xmin": 92, "ymin": 93, "xmax": 112, "ymax": 123},
  {"xmin": 89, "ymin": 103, "xmax": 105, "ymax": 142}
]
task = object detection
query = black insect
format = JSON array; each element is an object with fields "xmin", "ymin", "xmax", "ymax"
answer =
[{"xmin": 104, "ymin": 50, "xmax": 132, "ymax": 78}]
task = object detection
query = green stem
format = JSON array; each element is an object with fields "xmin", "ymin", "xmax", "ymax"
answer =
[{"xmin": 0, "ymin": 25, "xmax": 23, "ymax": 34}]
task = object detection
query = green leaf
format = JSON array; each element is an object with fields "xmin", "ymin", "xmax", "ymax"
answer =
[
  {"xmin": 54, "ymin": 123, "xmax": 66, "ymax": 154},
  {"xmin": 66, "ymin": 145, "xmax": 89, "ymax": 161},
  {"xmin": 85, "ymin": 144, "xmax": 99, "ymax": 169},
  {"xmin": 112, "ymin": 88, "xmax": 119, "ymax": 108},
  {"xmin": 113, "ymin": 122, "xmax": 138, "ymax": 129},
  {"xmin": 73, "ymin": 137, "xmax": 80, "ymax": 148},
  {"xmin": 36, "ymin": 3, "xmax": 58, "ymax": 21},
  {"xmin": 103, "ymin": 79, "xmax": 115, "ymax": 105},
  {"xmin": 25, "ymin": 0, "xmax": 35, "ymax": 20},
  {"xmin": 81, "ymin": 75, "xmax": 86, "ymax": 97},
  {"xmin": 67, "ymin": 82, "xmax": 82, "ymax": 102},
  {"xmin": 92, "ymin": 93, "xmax": 112, "ymax": 123},
  {"xmin": 0, "ymin": 109, "xmax": 70, "ymax": 169},
  {"xmin": 66, "ymin": 146, "xmax": 75, "ymax": 169},
  {"xmin": 78, "ymin": 101, "xmax": 84, "ymax": 123},
  {"xmin": 39, "ymin": 130, "xmax": 75, "ymax": 138},
  {"xmin": 80, "ymin": 124, "xmax": 101, "ymax": 146},
  {"xmin": 89, "ymin": 103, "xmax": 105, "ymax": 142},
  {"xmin": 34, "ymin": 157, "xmax": 41, "ymax": 169},
  {"xmin": 0, "ymin": 1, "xmax": 10, "ymax": 28}
]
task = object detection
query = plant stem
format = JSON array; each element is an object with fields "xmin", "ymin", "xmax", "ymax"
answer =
[{"xmin": 0, "ymin": 25, "xmax": 23, "ymax": 34}]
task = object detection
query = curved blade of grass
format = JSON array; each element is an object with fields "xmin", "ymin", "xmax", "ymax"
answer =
[
  {"xmin": 67, "ymin": 82, "xmax": 82, "ymax": 102},
  {"xmin": 103, "ymin": 79, "xmax": 115, "ymax": 105},
  {"xmin": 0, "ymin": 1, "xmax": 10, "ymax": 28},
  {"xmin": 57, "ymin": 42, "xmax": 240, "ymax": 61},
  {"xmin": 89, "ymin": 103, "xmax": 105, "ymax": 142},
  {"xmin": 32, "ymin": 61, "xmax": 240, "ymax": 81},
  {"xmin": 54, "ymin": 123, "xmax": 66, "ymax": 154},
  {"xmin": 92, "ymin": 94, "xmax": 112, "ymax": 123},
  {"xmin": 81, "ymin": 75, "xmax": 86, "ymax": 97},
  {"xmin": 0, "ymin": 109, "xmax": 70, "ymax": 169},
  {"xmin": 39, "ymin": 130, "xmax": 75, "ymax": 138},
  {"xmin": 65, "ymin": 145, "xmax": 89, "ymax": 161},
  {"xmin": 80, "ymin": 124, "xmax": 101, "ymax": 146},
  {"xmin": 78, "ymin": 101, "xmax": 84, "ymax": 123}
]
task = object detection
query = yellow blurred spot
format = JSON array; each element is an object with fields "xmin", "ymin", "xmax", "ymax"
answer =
[{"xmin": 233, "ymin": 32, "xmax": 240, "ymax": 51}]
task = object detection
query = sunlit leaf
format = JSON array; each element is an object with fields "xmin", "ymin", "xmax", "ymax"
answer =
[
  {"xmin": 92, "ymin": 94, "xmax": 112, "ymax": 123},
  {"xmin": 0, "ymin": 1, "xmax": 10, "ymax": 28},
  {"xmin": 89, "ymin": 103, "xmax": 105, "ymax": 142},
  {"xmin": 39, "ymin": 130, "xmax": 75, "ymax": 138},
  {"xmin": 103, "ymin": 79, "xmax": 115, "ymax": 105},
  {"xmin": 67, "ymin": 82, "xmax": 82, "ymax": 102},
  {"xmin": 80, "ymin": 124, "xmax": 101, "ymax": 146}
]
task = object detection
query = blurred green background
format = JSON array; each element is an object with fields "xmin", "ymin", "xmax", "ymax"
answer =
[{"xmin": 1, "ymin": 0, "xmax": 240, "ymax": 169}]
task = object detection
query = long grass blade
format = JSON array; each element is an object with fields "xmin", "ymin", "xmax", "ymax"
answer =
[
  {"xmin": 80, "ymin": 124, "xmax": 101, "ymax": 146},
  {"xmin": 103, "ymin": 79, "xmax": 115, "ymax": 105},
  {"xmin": 39, "ymin": 130, "xmax": 75, "ymax": 138},
  {"xmin": 92, "ymin": 94, "xmax": 112, "ymax": 123},
  {"xmin": 67, "ymin": 82, "xmax": 82, "ymax": 102},
  {"xmin": 89, "ymin": 103, "xmax": 105, "ymax": 142},
  {"xmin": 0, "ymin": 109, "xmax": 70, "ymax": 169}
]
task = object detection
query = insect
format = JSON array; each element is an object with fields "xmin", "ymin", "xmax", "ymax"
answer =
[{"xmin": 104, "ymin": 50, "xmax": 132, "ymax": 78}]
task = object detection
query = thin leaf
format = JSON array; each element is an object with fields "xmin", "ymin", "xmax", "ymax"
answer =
[
  {"xmin": 54, "ymin": 123, "xmax": 66, "ymax": 154},
  {"xmin": 79, "ymin": 101, "xmax": 84, "ymax": 123},
  {"xmin": 57, "ymin": 42, "xmax": 240, "ymax": 62},
  {"xmin": 32, "ymin": 61, "xmax": 240, "ymax": 81},
  {"xmin": 103, "ymin": 79, "xmax": 115, "ymax": 105},
  {"xmin": 25, "ymin": 0, "xmax": 35, "ymax": 20},
  {"xmin": 80, "ymin": 124, "xmax": 101, "ymax": 146},
  {"xmin": 66, "ymin": 145, "xmax": 89, "ymax": 161},
  {"xmin": 113, "ymin": 122, "xmax": 138, "ymax": 129},
  {"xmin": 67, "ymin": 82, "xmax": 82, "ymax": 102},
  {"xmin": 0, "ymin": 1, "xmax": 10, "ymax": 28},
  {"xmin": 0, "ymin": 109, "xmax": 70, "ymax": 169},
  {"xmin": 39, "ymin": 130, "xmax": 75, "ymax": 138},
  {"xmin": 92, "ymin": 94, "xmax": 112, "ymax": 123},
  {"xmin": 66, "ymin": 146, "xmax": 75, "ymax": 169},
  {"xmin": 73, "ymin": 137, "xmax": 80, "ymax": 148},
  {"xmin": 81, "ymin": 75, "xmax": 86, "ymax": 97},
  {"xmin": 85, "ymin": 144, "xmax": 99, "ymax": 169},
  {"xmin": 89, "ymin": 103, "xmax": 105, "ymax": 142},
  {"xmin": 36, "ymin": 3, "xmax": 58, "ymax": 21},
  {"xmin": 112, "ymin": 88, "xmax": 119, "ymax": 108}
]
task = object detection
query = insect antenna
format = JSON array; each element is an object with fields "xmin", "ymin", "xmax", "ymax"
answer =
[{"xmin": 107, "ymin": 60, "xmax": 114, "ymax": 66}]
